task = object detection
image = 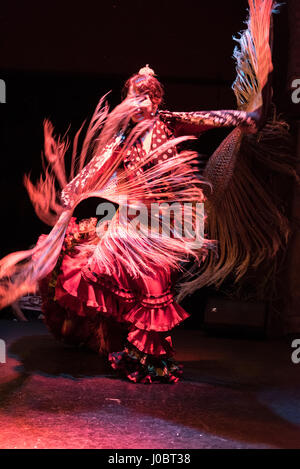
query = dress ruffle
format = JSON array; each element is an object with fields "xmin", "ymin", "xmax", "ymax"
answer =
[
  {"xmin": 55, "ymin": 273, "xmax": 120, "ymax": 320},
  {"xmin": 123, "ymin": 301, "xmax": 190, "ymax": 332},
  {"xmin": 108, "ymin": 341, "xmax": 183, "ymax": 384},
  {"xmin": 81, "ymin": 266, "xmax": 136, "ymax": 304},
  {"xmin": 127, "ymin": 327, "xmax": 174, "ymax": 356},
  {"xmin": 55, "ymin": 252, "xmax": 122, "ymax": 320}
]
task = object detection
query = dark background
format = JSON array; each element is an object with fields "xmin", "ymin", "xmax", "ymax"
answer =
[{"xmin": 0, "ymin": 0, "xmax": 291, "ymax": 325}]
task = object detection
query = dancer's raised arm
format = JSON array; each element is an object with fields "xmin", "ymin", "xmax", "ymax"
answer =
[{"xmin": 159, "ymin": 108, "xmax": 259, "ymax": 137}]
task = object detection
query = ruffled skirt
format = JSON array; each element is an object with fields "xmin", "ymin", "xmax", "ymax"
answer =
[{"xmin": 39, "ymin": 217, "xmax": 190, "ymax": 383}]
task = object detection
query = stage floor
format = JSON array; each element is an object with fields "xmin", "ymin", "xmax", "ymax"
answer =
[{"xmin": 0, "ymin": 320, "xmax": 299, "ymax": 449}]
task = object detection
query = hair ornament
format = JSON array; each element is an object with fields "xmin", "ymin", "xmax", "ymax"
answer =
[{"xmin": 138, "ymin": 64, "xmax": 155, "ymax": 76}]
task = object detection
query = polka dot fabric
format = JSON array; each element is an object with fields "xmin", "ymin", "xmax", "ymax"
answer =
[{"xmin": 123, "ymin": 119, "xmax": 176, "ymax": 176}]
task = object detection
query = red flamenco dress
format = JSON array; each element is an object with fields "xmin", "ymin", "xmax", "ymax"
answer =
[
  {"xmin": 38, "ymin": 117, "xmax": 203, "ymax": 384},
  {"xmin": 35, "ymin": 106, "xmax": 259, "ymax": 383},
  {"xmin": 0, "ymin": 1, "xmax": 292, "ymax": 384}
]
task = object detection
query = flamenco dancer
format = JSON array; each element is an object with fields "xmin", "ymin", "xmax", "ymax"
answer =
[{"xmin": 0, "ymin": 1, "xmax": 296, "ymax": 383}]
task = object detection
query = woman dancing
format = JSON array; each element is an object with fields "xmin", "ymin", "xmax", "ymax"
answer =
[{"xmin": 0, "ymin": 1, "xmax": 294, "ymax": 382}]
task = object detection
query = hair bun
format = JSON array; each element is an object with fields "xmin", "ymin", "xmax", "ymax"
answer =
[{"xmin": 138, "ymin": 64, "xmax": 155, "ymax": 76}]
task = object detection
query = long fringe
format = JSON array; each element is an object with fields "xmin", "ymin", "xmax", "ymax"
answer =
[
  {"xmin": 0, "ymin": 93, "xmax": 213, "ymax": 308},
  {"xmin": 23, "ymin": 95, "xmax": 153, "ymax": 226},
  {"xmin": 90, "ymin": 149, "xmax": 213, "ymax": 283},
  {"xmin": 0, "ymin": 210, "xmax": 72, "ymax": 308},
  {"xmin": 232, "ymin": 0, "xmax": 279, "ymax": 111},
  {"xmin": 177, "ymin": 113, "xmax": 296, "ymax": 301},
  {"xmin": 176, "ymin": 0, "xmax": 296, "ymax": 302},
  {"xmin": 0, "ymin": 96, "xmax": 148, "ymax": 307}
]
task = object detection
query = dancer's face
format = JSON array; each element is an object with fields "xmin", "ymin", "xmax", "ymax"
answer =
[{"xmin": 127, "ymin": 85, "xmax": 157, "ymax": 123}]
